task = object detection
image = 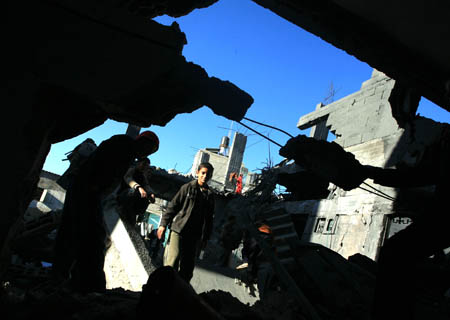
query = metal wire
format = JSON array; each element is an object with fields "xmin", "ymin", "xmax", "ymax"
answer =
[
  {"xmin": 243, "ymin": 117, "xmax": 294, "ymax": 138},
  {"xmin": 357, "ymin": 185, "xmax": 395, "ymax": 202},
  {"xmin": 362, "ymin": 182, "xmax": 396, "ymax": 201},
  {"xmin": 239, "ymin": 118, "xmax": 398, "ymax": 204},
  {"xmin": 237, "ymin": 121, "xmax": 284, "ymax": 148}
]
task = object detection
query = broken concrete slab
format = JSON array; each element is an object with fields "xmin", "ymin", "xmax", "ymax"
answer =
[
  {"xmin": 190, "ymin": 261, "xmax": 260, "ymax": 306},
  {"xmin": 279, "ymin": 134, "xmax": 368, "ymax": 191}
]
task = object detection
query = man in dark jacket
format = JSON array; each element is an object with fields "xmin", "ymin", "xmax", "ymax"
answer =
[
  {"xmin": 156, "ymin": 162, "xmax": 215, "ymax": 282},
  {"xmin": 117, "ymin": 157, "xmax": 155, "ymax": 224},
  {"xmin": 53, "ymin": 131, "xmax": 159, "ymax": 293}
]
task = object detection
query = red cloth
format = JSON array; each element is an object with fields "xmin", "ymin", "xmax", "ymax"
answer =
[{"xmin": 235, "ymin": 176, "xmax": 243, "ymax": 194}]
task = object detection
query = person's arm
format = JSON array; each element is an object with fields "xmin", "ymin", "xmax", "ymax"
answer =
[
  {"xmin": 364, "ymin": 164, "xmax": 436, "ymax": 188},
  {"xmin": 157, "ymin": 185, "xmax": 186, "ymax": 240},
  {"xmin": 124, "ymin": 167, "xmax": 148, "ymax": 198},
  {"xmin": 124, "ymin": 167, "xmax": 138, "ymax": 189},
  {"xmin": 143, "ymin": 184, "xmax": 156, "ymax": 203}
]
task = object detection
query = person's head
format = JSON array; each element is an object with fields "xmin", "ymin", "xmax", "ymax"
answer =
[
  {"xmin": 136, "ymin": 157, "xmax": 150, "ymax": 170},
  {"xmin": 196, "ymin": 162, "xmax": 214, "ymax": 186},
  {"xmin": 134, "ymin": 131, "xmax": 159, "ymax": 158}
]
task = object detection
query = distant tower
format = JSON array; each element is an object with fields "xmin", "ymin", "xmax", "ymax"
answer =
[
  {"xmin": 219, "ymin": 120, "xmax": 234, "ymax": 156},
  {"xmin": 225, "ymin": 132, "xmax": 247, "ymax": 190}
]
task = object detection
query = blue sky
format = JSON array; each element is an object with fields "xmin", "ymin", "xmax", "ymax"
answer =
[{"xmin": 43, "ymin": 0, "xmax": 450, "ymax": 176}]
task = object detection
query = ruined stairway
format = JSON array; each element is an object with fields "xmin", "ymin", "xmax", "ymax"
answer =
[{"xmin": 264, "ymin": 211, "xmax": 299, "ymax": 266}]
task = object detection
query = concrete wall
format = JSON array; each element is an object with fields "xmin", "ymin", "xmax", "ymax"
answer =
[
  {"xmin": 102, "ymin": 195, "xmax": 152, "ymax": 292},
  {"xmin": 209, "ymin": 152, "xmax": 231, "ymax": 186},
  {"xmin": 292, "ymin": 69, "xmax": 432, "ymax": 260},
  {"xmin": 300, "ymin": 193, "xmax": 390, "ymax": 260},
  {"xmin": 298, "ymin": 69, "xmax": 400, "ymax": 148}
]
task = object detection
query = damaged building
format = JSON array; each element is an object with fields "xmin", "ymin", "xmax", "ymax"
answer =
[
  {"xmin": 3, "ymin": 1, "xmax": 450, "ymax": 320},
  {"xmin": 271, "ymin": 69, "xmax": 448, "ymax": 261}
]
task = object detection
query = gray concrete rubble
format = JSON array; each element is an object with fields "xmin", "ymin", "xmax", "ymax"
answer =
[{"xmin": 3, "ymin": 68, "xmax": 450, "ymax": 320}]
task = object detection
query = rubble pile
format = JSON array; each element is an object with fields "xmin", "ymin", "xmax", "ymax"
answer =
[{"xmin": 2, "ymin": 160, "xmax": 449, "ymax": 320}]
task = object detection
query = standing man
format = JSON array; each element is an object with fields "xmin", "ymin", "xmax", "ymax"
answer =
[
  {"xmin": 53, "ymin": 130, "xmax": 159, "ymax": 293},
  {"xmin": 157, "ymin": 162, "xmax": 215, "ymax": 283}
]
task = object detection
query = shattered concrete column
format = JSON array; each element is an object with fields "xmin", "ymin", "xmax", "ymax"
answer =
[
  {"xmin": 102, "ymin": 195, "xmax": 154, "ymax": 291},
  {"xmin": 225, "ymin": 133, "xmax": 247, "ymax": 190}
]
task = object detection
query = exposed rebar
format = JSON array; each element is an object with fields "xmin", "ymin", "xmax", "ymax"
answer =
[
  {"xmin": 243, "ymin": 117, "xmax": 294, "ymax": 138},
  {"xmin": 237, "ymin": 121, "xmax": 283, "ymax": 148}
]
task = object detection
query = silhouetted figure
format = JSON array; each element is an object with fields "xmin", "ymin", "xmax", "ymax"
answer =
[
  {"xmin": 57, "ymin": 138, "xmax": 97, "ymax": 190},
  {"xmin": 235, "ymin": 174, "xmax": 243, "ymax": 194},
  {"xmin": 218, "ymin": 215, "xmax": 242, "ymax": 267},
  {"xmin": 117, "ymin": 157, "xmax": 155, "ymax": 225},
  {"xmin": 229, "ymin": 172, "xmax": 243, "ymax": 194},
  {"xmin": 239, "ymin": 221, "xmax": 276, "ymax": 299},
  {"xmin": 365, "ymin": 124, "xmax": 450, "ymax": 320},
  {"xmin": 53, "ymin": 131, "xmax": 159, "ymax": 293}
]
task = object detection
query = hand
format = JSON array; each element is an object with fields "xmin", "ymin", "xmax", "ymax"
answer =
[
  {"xmin": 149, "ymin": 193, "xmax": 156, "ymax": 203},
  {"xmin": 157, "ymin": 226, "xmax": 166, "ymax": 240},
  {"xmin": 137, "ymin": 186, "xmax": 147, "ymax": 198}
]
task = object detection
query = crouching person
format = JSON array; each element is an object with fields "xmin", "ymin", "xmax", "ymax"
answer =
[
  {"xmin": 117, "ymin": 157, "xmax": 155, "ymax": 225},
  {"xmin": 156, "ymin": 162, "xmax": 215, "ymax": 283}
]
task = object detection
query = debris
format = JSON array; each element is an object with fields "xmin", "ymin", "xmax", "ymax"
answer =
[
  {"xmin": 137, "ymin": 266, "xmax": 225, "ymax": 320},
  {"xmin": 279, "ymin": 135, "xmax": 367, "ymax": 191}
]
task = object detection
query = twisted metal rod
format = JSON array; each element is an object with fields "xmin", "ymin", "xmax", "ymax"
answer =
[
  {"xmin": 237, "ymin": 121, "xmax": 284, "ymax": 148},
  {"xmin": 243, "ymin": 117, "xmax": 294, "ymax": 138}
]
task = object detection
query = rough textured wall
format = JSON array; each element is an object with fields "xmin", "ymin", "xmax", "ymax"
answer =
[
  {"xmin": 206, "ymin": 152, "xmax": 230, "ymax": 187},
  {"xmin": 298, "ymin": 69, "xmax": 400, "ymax": 148}
]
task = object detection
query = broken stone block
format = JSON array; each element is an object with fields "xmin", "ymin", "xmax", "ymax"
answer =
[
  {"xmin": 137, "ymin": 266, "xmax": 225, "ymax": 319},
  {"xmin": 285, "ymin": 240, "xmax": 375, "ymax": 320},
  {"xmin": 279, "ymin": 135, "xmax": 367, "ymax": 191}
]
